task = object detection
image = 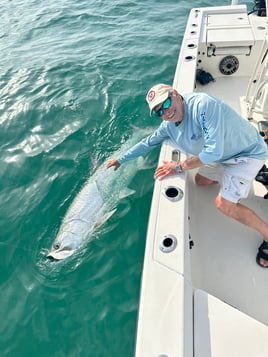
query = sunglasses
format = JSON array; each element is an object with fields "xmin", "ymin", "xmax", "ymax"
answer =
[{"xmin": 154, "ymin": 96, "xmax": 172, "ymax": 117}]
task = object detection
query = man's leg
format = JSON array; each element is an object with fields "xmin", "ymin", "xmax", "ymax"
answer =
[
  {"xmin": 215, "ymin": 195, "xmax": 268, "ymax": 267},
  {"xmin": 195, "ymin": 163, "xmax": 223, "ymax": 186},
  {"xmin": 195, "ymin": 173, "xmax": 219, "ymax": 185}
]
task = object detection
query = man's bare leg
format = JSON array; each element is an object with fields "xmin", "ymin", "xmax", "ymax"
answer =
[
  {"xmin": 215, "ymin": 195, "xmax": 268, "ymax": 267},
  {"xmin": 195, "ymin": 173, "xmax": 219, "ymax": 185}
]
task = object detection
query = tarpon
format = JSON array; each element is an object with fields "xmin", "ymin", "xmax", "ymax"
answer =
[{"xmin": 47, "ymin": 130, "xmax": 148, "ymax": 260}]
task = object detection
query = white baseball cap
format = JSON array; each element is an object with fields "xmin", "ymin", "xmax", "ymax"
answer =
[{"xmin": 146, "ymin": 83, "xmax": 172, "ymax": 115}]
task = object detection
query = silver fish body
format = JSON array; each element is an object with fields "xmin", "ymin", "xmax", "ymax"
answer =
[{"xmin": 47, "ymin": 131, "xmax": 147, "ymax": 260}]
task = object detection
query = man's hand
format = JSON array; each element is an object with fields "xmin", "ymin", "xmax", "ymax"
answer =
[
  {"xmin": 106, "ymin": 158, "xmax": 121, "ymax": 171},
  {"xmin": 154, "ymin": 160, "xmax": 177, "ymax": 180}
]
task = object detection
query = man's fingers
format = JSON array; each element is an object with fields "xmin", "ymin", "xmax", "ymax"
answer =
[
  {"xmin": 106, "ymin": 159, "xmax": 120, "ymax": 170},
  {"xmin": 154, "ymin": 161, "xmax": 176, "ymax": 180}
]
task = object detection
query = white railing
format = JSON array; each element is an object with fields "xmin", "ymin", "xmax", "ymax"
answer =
[{"xmin": 244, "ymin": 0, "xmax": 268, "ymax": 119}]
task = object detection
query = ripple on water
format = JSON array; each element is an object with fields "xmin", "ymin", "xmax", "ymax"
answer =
[{"xmin": 0, "ymin": 0, "xmax": 192, "ymax": 355}]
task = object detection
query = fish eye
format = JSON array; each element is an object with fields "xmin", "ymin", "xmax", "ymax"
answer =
[{"xmin": 53, "ymin": 243, "xmax": 60, "ymax": 250}]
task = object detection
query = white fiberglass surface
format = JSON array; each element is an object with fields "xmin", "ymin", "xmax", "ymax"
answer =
[
  {"xmin": 188, "ymin": 169, "xmax": 268, "ymax": 326},
  {"xmin": 195, "ymin": 76, "xmax": 250, "ymax": 113}
]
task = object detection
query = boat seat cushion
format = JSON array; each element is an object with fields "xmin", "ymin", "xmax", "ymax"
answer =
[{"xmin": 194, "ymin": 289, "xmax": 268, "ymax": 357}]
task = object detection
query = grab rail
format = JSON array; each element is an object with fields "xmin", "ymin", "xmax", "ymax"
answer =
[{"xmin": 245, "ymin": 36, "xmax": 268, "ymax": 119}]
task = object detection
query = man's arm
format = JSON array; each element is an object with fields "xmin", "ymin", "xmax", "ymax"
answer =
[
  {"xmin": 154, "ymin": 155, "xmax": 203, "ymax": 180},
  {"xmin": 106, "ymin": 125, "xmax": 169, "ymax": 170}
]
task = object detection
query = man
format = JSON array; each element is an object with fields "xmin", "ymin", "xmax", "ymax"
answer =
[{"xmin": 106, "ymin": 83, "xmax": 268, "ymax": 267}]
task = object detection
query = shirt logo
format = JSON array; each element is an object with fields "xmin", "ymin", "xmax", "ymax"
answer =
[
  {"xmin": 191, "ymin": 133, "xmax": 202, "ymax": 140},
  {"xmin": 201, "ymin": 112, "xmax": 209, "ymax": 139},
  {"xmin": 148, "ymin": 90, "xmax": 155, "ymax": 102}
]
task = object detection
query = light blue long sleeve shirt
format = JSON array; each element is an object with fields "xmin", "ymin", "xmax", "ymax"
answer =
[{"xmin": 118, "ymin": 92, "xmax": 268, "ymax": 165}]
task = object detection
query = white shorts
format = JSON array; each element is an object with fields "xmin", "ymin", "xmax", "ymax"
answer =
[{"xmin": 198, "ymin": 157, "xmax": 266, "ymax": 203}]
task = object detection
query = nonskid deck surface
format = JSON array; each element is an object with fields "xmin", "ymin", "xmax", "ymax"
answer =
[
  {"xmin": 191, "ymin": 73, "xmax": 268, "ymax": 326},
  {"xmin": 195, "ymin": 76, "xmax": 250, "ymax": 114},
  {"xmin": 188, "ymin": 168, "xmax": 268, "ymax": 326}
]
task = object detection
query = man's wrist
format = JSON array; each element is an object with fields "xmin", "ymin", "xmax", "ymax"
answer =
[{"xmin": 175, "ymin": 162, "xmax": 183, "ymax": 173}]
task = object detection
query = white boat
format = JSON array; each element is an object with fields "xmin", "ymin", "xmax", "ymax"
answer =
[{"xmin": 135, "ymin": 1, "xmax": 268, "ymax": 356}]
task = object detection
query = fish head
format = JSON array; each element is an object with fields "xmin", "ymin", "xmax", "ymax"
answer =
[{"xmin": 47, "ymin": 233, "xmax": 77, "ymax": 260}]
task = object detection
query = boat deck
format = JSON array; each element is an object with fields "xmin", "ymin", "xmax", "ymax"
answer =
[
  {"xmin": 188, "ymin": 168, "xmax": 268, "ymax": 326},
  {"xmin": 195, "ymin": 76, "xmax": 249, "ymax": 113},
  {"xmin": 191, "ymin": 76, "xmax": 268, "ymax": 326}
]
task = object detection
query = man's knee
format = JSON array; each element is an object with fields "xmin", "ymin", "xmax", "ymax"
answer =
[
  {"xmin": 195, "ymin": 173, "xmax": 219, "ymax": 186},
  {"xmin": 215, "ymin": 195, "xmax": 236, "ymax": 217}
]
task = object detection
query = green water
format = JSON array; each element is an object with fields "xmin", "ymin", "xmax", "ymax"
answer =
[{"xmin": 1, "ymin": 0, "xmax": 231, "ymax": 356}]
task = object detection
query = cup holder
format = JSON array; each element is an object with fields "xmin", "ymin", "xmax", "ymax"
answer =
[
  {"xmin": 160, "ymin": 234, "xmax": 177, "ymax": 253},
  {"xmin": 163, "ymin": 186, "xmax": 184, "ymax": 202}
]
